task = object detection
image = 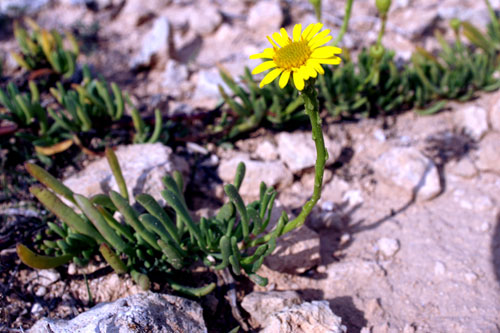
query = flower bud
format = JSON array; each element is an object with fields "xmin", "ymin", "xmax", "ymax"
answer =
[
  {"xmin": 370, "ymin": 44, "xmax": 385, "ymax": 61},
  {"xmin": 376, "ymin": 0, "xmax": 392, "ymax": 15},
  {"xmin": 450, "ymin": 18, "xmax": 461, "ymax": 32}
]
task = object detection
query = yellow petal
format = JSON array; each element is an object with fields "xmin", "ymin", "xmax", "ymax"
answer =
[
  {"xmin": 308, "ymin": 29, "xmax": 331, "ymax": 45},
  {"xmin": 310, "ymin": 36, "xmax": 333, "ymax": 49},
  {"xmin": 279, "ymin": 70, "xmax": 291, "ymax": 88},
  {"xmin": 252, "ymin": 61, "xmax": 277, "ymax": 75},
  {"xmin": 250, "ymin": 48, "xmax": 275, "ymax": 59},
  {"xmin": 304, "ymin": 23, "xmax": 323, "ymax": 41},
  {"xmin": 299, "ymin": 65, "xmax": 309, "ymax": 80},
  {"xmin": 308, "ymin": 59, "xmax": 325, "ymax": 75},
  {"xmin": 280, "ymin": 28, "xmax": 291, "ymax": 43},
  {"xmin": 259, "ymin": 68, "xmax": 284, "ymax": 88},
  {"xmin": 272, "ymin": 32, "xmax": 288, "ymax": 47},
  {"xmin": 301, "ymin": 23, "xmax": 315, "ymax": 40},
  {"xmin": 267, "ymin": 36, "xmax": 278, "ymax": 49},
  {"xmin": 305, "ymin": 64, "xmax": 317, "ymax": 78},
  {"xmin": 317, "ymin": 57, "xmax": 342, "ymax": 65},
  {"xmin": 293, "ymin": 71, "xmax": 305, "ymax": 90},
  {"xmin": 311, "ymin": 46, "xmax": 342, "ymax": 58},
  {"xmin": 293, "ymin": 24, "xmax": 302, "ymax": 42}
]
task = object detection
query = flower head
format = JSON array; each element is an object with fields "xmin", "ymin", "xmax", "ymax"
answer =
[{"xmin": 250, "ymin": 23, "xmax": 342, "ymax": 91}]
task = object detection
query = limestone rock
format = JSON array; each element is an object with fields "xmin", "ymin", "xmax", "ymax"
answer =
[
  {"xmin": 188, "ymin": 2, "xmax": 222, "ymax": 35},
  {"xmin": 254, "ymin": 140, "xmax": 278, "ymax": 161},
  {"xmin": 376, "ymin": 237, "xmax": 400, "ymax": 258},
  {"xmin": 373, "ymin": 147, "xmax": 441, "ymax": 201},
  {"xmin": 29, "ymin": 292, "xmax": 207, "ymax": 333},
  {"xmin": 261, "ymin": 300, "xmax": 347, "ymax": 333},
  {"xmin": 488, "ymin": 90, "xmax": 500, "ymax": 131},
  {"xmin": 264, "ymin": 225, "xmax": 321, "ymax": 274},
  {"xmin": 454, "ymin": 105, "xmax": 489, "ymax": 140},
  {"xmin": 130, "ymin": 17, "xmax": 172, "ymax": 69},
  {"xmin": 276, "ymin": 131, "xmax": 340, "ymax": 174},
  {"xmin": 218, "ymin": 153, "xmax": 293, "ymax": 198},
  {"xmin": 241, "ymin": 291, "xmax": 302, "ymax": 325},
  {"xmin": 475, "ymin": 132, "xmax": 500, "ymax": 174},
  {"xmin": 63, "ymin": 144, "xmax": 188, "ymax": 206},
  {"xmin": 193, "ymin": 69, "xmax": 229, "ymax": 107},
  {"xmin": 247, "ymin": 0, "xmax": 283, "ymax": 34}
]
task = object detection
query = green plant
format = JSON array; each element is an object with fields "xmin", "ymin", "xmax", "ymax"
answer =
[
  {"xmin": 215, "ymin": 67, "xmax": 306, "ymax": 139},
  {"xmin": 17, "ymin": 148, "xmax": 287, "ymax": 295},
  {"xmin": 11, "ymin": 18, "xmax": 79, "ymax": 78}
]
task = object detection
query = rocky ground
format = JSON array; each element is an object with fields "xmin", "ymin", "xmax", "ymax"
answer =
[{"xmin": 1, "ymin": 0, "xmax": 500, "ymax": 332}]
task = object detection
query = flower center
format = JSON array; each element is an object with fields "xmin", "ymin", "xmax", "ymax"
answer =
[{"xmin": 274, "ymin": 40, "xmax": 312, "ymax": 70}]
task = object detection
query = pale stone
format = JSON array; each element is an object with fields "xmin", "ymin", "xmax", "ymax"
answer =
[
  {"xmin": 454, "ymin": 105, "xmax": 489, "ymax": 140},
  {"xmin": 476, "ymin": 132, "xmax": 500, "ymax": 174},
  {"xmin": 241, "ymin": 291, "xmax": 302, "ymax": 325},
  {"xmin": 247, "ymin": 0, "xmax": 283, "ymax": 35},
  {"xmin": 130, "ymin": 17, "xmax": 172, "ymax": 69},
  {"xmin": 377, "ymin": 237, "xmax": 400, "ymax": 258},
  {"xmin": 218, "ymin": 153, "xmax": 293, "ymax": 198},
  {"xmin": 63, "ymin": 144, "xmax": 188, "ymax": 206},
  {"xmin": 264, "ymin": 226, "xmax": 321, "ymax": 274},
  {"xmin": 373, "ymin": 147, "xmax": 441, "ymax": 201},
  {"xmin": 29, "ymin": 292, "xmax": 207, "ymax": 332},
  {"xmin": 261, "ymin": 301, "xmax": 347, "ymax": 333}
]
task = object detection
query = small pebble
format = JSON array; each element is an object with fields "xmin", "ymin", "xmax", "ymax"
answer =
[
  {"xmin": 67, "ymin": 263, "xmax": 77, "ymax": 275},
  {"xmin": 464, "ymin": 272, "xmax": 478, "ymax": 284},
  {"xmin": 434, "ymin": 261, "xmax": 446, "ymax": 276},
  {"xmin": 31, "ymin": 303, "xmax": 43, "ymax": 315},
  {"xmin": 373, "ymin": 129, "xmax": 386, "ymax": 142},
  {"xmin": 479, "ymin": 222, "xmax": 491, "ymax": 232},
  {"xmin": 339, "ymin": 233, "xmax": 351, "ymax": 246},
  {"xmin": 35, "ymin": 286, "xmax": 47, "ymax": 297},
  {"xmin": 377, "ymin": 237, "xmax": 400, "ymax": 258},
  {"xmin": 321, "ymin": 200, "xmax": 335, "ymax": 211}
]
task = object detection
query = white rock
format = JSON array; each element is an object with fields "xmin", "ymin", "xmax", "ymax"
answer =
[
  {"xmin": 264, "ymin": 225, "xmax": 321, "ymax": 274},
  {"xmin": 37, "ymin": 269, "xmax": 60, "ymax": 286},
  {"xmin": 189, "ymin": 3, "xmax": 222, "ymax": 35},
  {"xmin": 63, "ymin": 144, "xmax": 188, "ymax": 206},
  {"xmin": 130, "ymin": 17, "xmax": 171, "ymax": 69},
  {"xmin": 489, "ymin": 90, "xmax": 500, "ymax": 131},
  {"xmin": 0, "ymin": 0, "xmax": 49, "ymax": 16},
  {"xmin": 377, "ymin": 237, "xmax": 400, "ymax": 258},
  {"xmin": 373, "ymin": 129, "xmax": 386, "ymax": 142},
  {"xmin": 241, "ymin": 291, "xmax": 302, "ymax": 325},
  {"xmin": 218, "ymin": 153, "xmax": 293, "ymax": 198},
  {"xmin": 276, "ymin": 131, "xmax": 340, "ymax": 174},
  {"xmin": 254, "ymin": 140, "xmax": 278, "ymax": 161},
  {"xmin": 373, "ymin": 147, "xmax": 441, "ymax": 201},
  {"xmin": 31, "ymin": 303, "xmax": 44, "ymax": 315},
  {"xmin": 342, "ymin": 189, "xmax": 364, "ymax": 207},
  {"xmin": 162, "ymin": 60, "xmax": 189, "ymax": 98},
  {"xmin": 464, "ymin": 272, "xmax": 478, "ymax": 284},
  {"xmin": 454, "ymin": 105, "xmax": 489, "ymax": 140},
  {"xmin": 247, "ymin": 0, "xmax": 283, "ymax": 34},
  {"xmin": 434, "ymin": 261, "xmax": 446, "ymax": 276},
  {"xmin": 29, "ymin": 292, "xmax": 207, "ymax": 332},
  {"xmin": 261, "ymin": 300, "xmax": 347, "ymax": 333},
  {"xmin": 476, "ymin": 132, "xmax": 500, "ymax": 174},
  {"xmin": 193, "ymin": 69, "xmax": 229, "ymax": 103}
]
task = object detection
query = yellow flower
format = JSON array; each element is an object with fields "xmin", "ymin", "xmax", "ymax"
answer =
[{"xmin": 250, "ymin": 23, "xmax": 342, "ymax": 91}]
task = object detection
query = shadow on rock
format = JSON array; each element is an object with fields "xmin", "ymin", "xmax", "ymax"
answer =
[
  {"xmin": 492, "ymin": 213, "xmax": 500, "ymax": 285},
  {"xmin": 328, "ymin": 296, "xmax": 367, "ymax": 333}
]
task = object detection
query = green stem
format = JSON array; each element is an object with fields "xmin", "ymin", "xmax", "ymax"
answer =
[
  {"xmin": 282, "ymin": 79, "xmax": 327, "ymax": 234},
  {"xmin": 377, "ymin": 14, "xmax": 387, "ymax": 47},
  {"xmin": 484, "ymin": 0, "xmax": 500, "ymax": 34},
  {"xmin": 332, "ymin": 0, "xmax": 354, "ymax": 46}
]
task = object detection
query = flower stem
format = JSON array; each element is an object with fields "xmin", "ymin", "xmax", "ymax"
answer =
[
  {"xmin": 282, "ymin": 79, "xmax": 327, "ymax": 234},
  {"xmin": 377, "ymin": 14, "xmax": 387, "ymax": 47},
  {"xmin": 332, "ymin": 0, "xmax": 354, "ymax": 46}
]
